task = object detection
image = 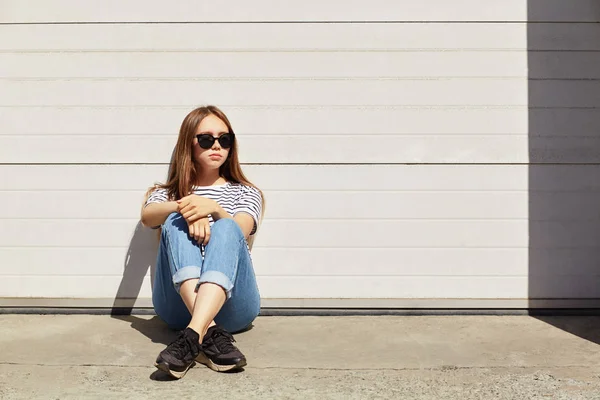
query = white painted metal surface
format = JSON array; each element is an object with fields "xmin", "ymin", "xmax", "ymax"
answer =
[
  {"xmin": 1, "ymin": 1, "xmax": 597, "ymax": 308},
  {"xmin": 1, "ymin": 0, "xmax": 527, "ymax": 22}
]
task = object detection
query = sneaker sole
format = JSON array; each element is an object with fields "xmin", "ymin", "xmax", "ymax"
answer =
[
  {"xmin": 154, "ymin": 360, "xmax": 195, "ymax": 379},
  {"xmin": 195, "ymin": 352, "xmax": 247, "ymax": 372}
]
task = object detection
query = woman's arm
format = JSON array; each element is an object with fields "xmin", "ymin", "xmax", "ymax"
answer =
[
  {"xmin": 140, "ymin": 201, "xmax": 179, "ymax": 228},
  {"xmin": 212, "ymin": 204, "xmax": 254, "ymax": 239},
  {"xmin": 176, "ymin": 195, "xmax": 256, "ymax": 239}
]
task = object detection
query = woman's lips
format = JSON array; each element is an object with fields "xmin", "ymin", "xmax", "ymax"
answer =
[{"xmin": 209, "ymin": 153, "xmax": 222, "ymax": 159}]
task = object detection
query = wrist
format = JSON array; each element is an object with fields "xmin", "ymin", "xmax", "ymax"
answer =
[{"xmin": 211, "ymin": 202, "xmax": 232, "ymax": 221}]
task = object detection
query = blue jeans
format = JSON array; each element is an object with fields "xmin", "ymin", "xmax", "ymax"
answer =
[{"xmin": 152, "ymin": 213, "xmax": 261, "ymax": 333}]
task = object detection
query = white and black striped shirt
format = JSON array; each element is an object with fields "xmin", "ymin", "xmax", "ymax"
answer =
[{"xmin": 145, "ymin": 182, "xmax": 263, "ymax": 236}]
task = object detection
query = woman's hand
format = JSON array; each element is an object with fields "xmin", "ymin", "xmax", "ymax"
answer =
[
  {"xmin": 177, "ymin": 195, "xmax": 217, "ymax": 223},
  {"xmin": 188, "ymin": 218, "xmax": 211, "ymax": 245}
]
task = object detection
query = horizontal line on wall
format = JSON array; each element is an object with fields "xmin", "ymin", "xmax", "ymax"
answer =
[
  {"xmin": 5, "ymin": 245, "xmax": 599, "ymax": 250},
  {"xmin": 0, "ymin": 76, "xmax": 529, "ymax": 82},
  {"xmin": 2, "ymin": 105, "xmax": 592, "ymax": 110},
  {"xmin": 2, "ymin": 50, "xmax": 599, "ymax": 54},
  {"xmin": 0, "ymin": 49, "xmax": 537, "ymax": 54},
  {"xmin": 0, "ymin": 217, "xmax": 531, "ymax": 221},
  {"xmin": 0, "ymin": 219, "xmax": 591, "ymax": 225},
  {"xmin": 0, "ymin": 49, "xmax": 538, "ymax": 53},
  {"xmin": 0, "ymin": 245, "xmax": 533, "ymax": 249},
  {"xmin": 0, "ymin": 245, "xmax": 528, "ymax": 248},
  {"xmin": 0, "ymin": 133, "xmax": 531, "ymax": 137},
  {"xmin": 530, "ymin": 106, "xmax": 600, "ymax": 110},
  {"xmin": 0, "ymin": 162, "xmax": 171, "ymax": 166},
  {"xmin": 0, "ymin": 21, "xmax": 542, "ymax": 26},
  {"xmin": 529, "ymin": 78, "xmax": 600, "ymax": 81},
  {"xmin": 1, "ymin": 21, "xmax": 598, "ymax": 26},
  {"xmin": 3, "ymin": 133, "xmax": 589, "ymax": 138},
  {"xmin": 0, "ymin": 188, "xmax": 592, "ymax": 193},
  {"xmin": 4, "ymin": 50, "xmax": 599, "ymax": 54},
  {"xmin": 1, "ymin": 77, "xmax": 531, "ymax": 82},
  {"xmin": 4, "ymin": 133, "xmax": 583, "ymax": 138},
  {"xmin": 0, "ymin": 105, "xmax": 533, "ymax": 109},
  {"xmin": 2, "ymin": 189, "xmax": 594, "ymax": 194},
  {"xmin": 0, "ymin": 274, "xmax": 533, "ymax": 278},
  {"xmin": 4, "ymin": 77, "xmax": 598, "ymax": 82},
  {"xmin": 7, "ymin": 133, "xmax": 599, "ymax": 138},
  {"xmin": 0, "ymin": 49, "xmax": 594, "ymax": 54},
  {"xmin": 0, "ymin": 189, "xmax": 533, "ymax": 193},
  {"xmin": 2, "ymin": 162, "xmax": 600, "ymax": 166},
  {"xmin": 529, "ymin": 49, "xmax": 600, "ymax": 52}
]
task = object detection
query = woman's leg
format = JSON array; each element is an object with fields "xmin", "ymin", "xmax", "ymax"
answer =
[
  {"xmin": 153, "ymin": 214, "xmax": 260, "ymax": 377},
  {"xmin": 153, "ymin": 213, "xmax": 258, "ymax": 331},
  {"xmin": 154, "ymin": 212, "xmax": 225, "ymax": 378},
  {"xmin": 211, "ymin": 223, "xmax": 261, "ymax": 333},
  {"xmin": 151, "ymin": 212, "xmax": 203, "ymax": 330},
  {"xmin": 185, "ymin": 218, "xmax": 260, "ymax": 372},
  {"xmin": 189, "ymin": 217, "xmax": 261, "ymax": 335}
]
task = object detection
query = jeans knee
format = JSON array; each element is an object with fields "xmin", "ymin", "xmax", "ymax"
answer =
[
  {"xmin": 217, "ymin": 308, "xmax": 259, "ymax": 334},
  {"xmin": 211, "ymin": 218, "xmax": 242, "ymax": 238},
  {"xmin": 165, "ymin": 211, "xmax": 181, "ymax": 224},
  {"xmin": 160, "ymin": 213, "xmax": 189, "ymax": 244},
  {"xmin": 162, "ymin": 212, "xmax": 185, "ymax": 232}
]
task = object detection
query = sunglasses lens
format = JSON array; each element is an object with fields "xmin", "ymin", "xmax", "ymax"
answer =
[
  {"xmin": 219, "ymin": 133, "xmax": 234, "ymax": 149},
  {"xmin": 197, "ymin": 135, "xmax": 214, "ymax": 149}
]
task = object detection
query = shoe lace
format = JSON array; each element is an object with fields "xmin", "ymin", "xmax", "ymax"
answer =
[
  {"xmin": 168, "ymin": 331, "xmax": 195, "ymax": 359},
  {"xmin": 211, "ymin": 329, "xmax": 237, "ymax": 353}
]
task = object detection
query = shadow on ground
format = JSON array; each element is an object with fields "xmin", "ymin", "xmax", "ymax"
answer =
[
  {"xmin": 111, "ymin": 315, "xmax": 176, "ymax": 345},
  {"xmin": 534, "ymin": 316, "xmax": 600, "ymax": 345}
]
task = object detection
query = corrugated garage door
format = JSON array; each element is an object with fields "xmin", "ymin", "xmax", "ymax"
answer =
[{"xmin": 1, "ymin": 1, "xmax": 598, "ymax": 309}]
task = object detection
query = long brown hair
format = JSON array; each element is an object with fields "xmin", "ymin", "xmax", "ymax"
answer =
[{"xmin": 145, "ymin": 105, "xmax": 265, "ymax": 216}]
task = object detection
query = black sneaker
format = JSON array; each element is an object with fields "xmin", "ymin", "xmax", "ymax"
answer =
[
  {"xmin": 196, "ymin": 325, "xmax": 247, "ymax": 372},
  {"xmin": 154, "ymin": 327, "xmax": 201, "ymax": 379}
]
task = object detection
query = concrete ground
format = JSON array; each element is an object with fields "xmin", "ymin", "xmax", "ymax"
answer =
[{"xmin": 2, "ymin": 315, "xmax": 600, "ymax": 399}]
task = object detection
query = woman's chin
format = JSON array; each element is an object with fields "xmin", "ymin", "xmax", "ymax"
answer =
[{"xmin": 197, "ymin": 160, "xmax": 224, "ymax": 170}]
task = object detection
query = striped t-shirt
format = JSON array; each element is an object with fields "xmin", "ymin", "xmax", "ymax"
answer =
[{"xmin": 145, "ymin": 182, "xmax": 263, "ymax": 236}]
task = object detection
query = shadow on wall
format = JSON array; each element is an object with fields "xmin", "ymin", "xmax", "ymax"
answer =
[
  {"xmin": 111, "ymin": 221, "xmax": 159, "ymax": 315},
  {"xmin": 110, "ymin": 222, "xmax": 178, "ymax": 345},
  {"xmin": 112, "ymin": 150, "xmax": 175, "ymax": 317},
  {"xmin": 528, "ymin": 0, "xmax": 600, "ymax": 343}
]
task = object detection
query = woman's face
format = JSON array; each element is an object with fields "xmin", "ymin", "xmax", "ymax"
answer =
[{"xmin": 192, "ymin": 114, "xmax": 232, "ymax": 170}]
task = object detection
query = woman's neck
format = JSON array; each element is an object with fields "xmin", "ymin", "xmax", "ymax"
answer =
[{"xmin": 194, "ymin": 171, "xmax": 226, "ymax": 187}]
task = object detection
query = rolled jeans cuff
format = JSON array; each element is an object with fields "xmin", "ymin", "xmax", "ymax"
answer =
[
  {"xmin": 172, "ymin": 265, "xmax": 202, "ymax": 293},
  {"xmin": 197, "ymin": 270, "xmax": 234, "ymax": 300}
]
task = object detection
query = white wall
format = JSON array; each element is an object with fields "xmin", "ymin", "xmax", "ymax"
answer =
[{"xmin": 1, "ymin": 1, "xmax": 598, "ymax": 309}]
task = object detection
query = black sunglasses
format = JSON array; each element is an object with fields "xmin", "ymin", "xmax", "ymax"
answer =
[{"xmin": 196, "ymin": 133, "xmax": 235, "ymax": 149}]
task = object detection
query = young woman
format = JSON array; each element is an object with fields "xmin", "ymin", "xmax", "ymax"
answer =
[{"xmin": 140, "ymin": 105, "xmax": 264, "ymax": 379}]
